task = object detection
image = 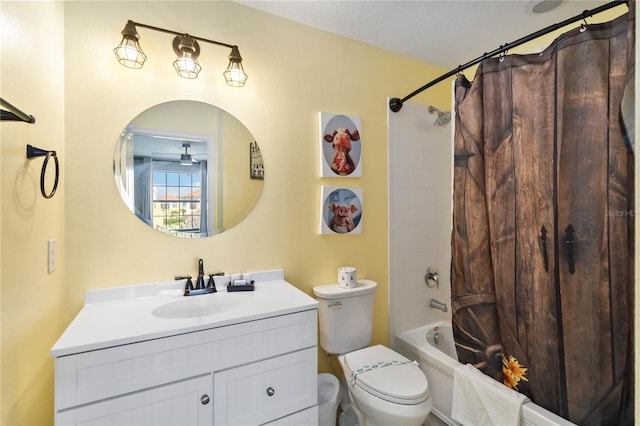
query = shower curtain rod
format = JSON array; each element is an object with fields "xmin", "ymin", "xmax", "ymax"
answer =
[{"xmin": 389, "ymin": 0, "xmax": 628, "ymax": 112}]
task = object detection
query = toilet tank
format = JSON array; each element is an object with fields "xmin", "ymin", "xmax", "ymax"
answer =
[{"xmin": 312, "ymin": 280, "xmax": 377, "ymax": 354}]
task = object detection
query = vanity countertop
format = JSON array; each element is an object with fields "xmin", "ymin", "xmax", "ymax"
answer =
[{"xmin": 51, "ymin": 269, "xmax": 318, "ymax": 357}]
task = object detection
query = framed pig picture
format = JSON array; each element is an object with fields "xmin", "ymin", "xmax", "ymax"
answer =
[
  {"xmin": 319, "ymin": 186, "xmax": 363, "ymax": 235},
  {"xmin": 319, "ymin": 112, "xmax": 362, "ymax": 177}
]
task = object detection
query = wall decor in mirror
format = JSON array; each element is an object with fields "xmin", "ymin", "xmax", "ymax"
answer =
[{"xmin": 114, "ymin": 100, "xmax": 263, "ymax": 238}]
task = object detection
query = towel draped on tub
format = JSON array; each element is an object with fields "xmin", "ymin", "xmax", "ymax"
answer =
[{"xmin": 452, "ymin": 363, "xmax": 528, "ymax": 426}]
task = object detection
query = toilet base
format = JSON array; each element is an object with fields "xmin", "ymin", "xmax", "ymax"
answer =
[
  {"xmin": 339, "ymin": 387, "xmax": 364, "ymax": 426},
  {"xmin": 338, "ymin": 409, "xmax": 359, "ymax": 426},
  {"xmin": 345, "ymin": 387, "xmax": 431, "ymax": 426}
]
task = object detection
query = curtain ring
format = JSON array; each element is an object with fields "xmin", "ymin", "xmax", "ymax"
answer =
[
  {"xmin": 40, "ymin": 151, "xmax": 59, "ymax": 199},
  {"xmin": 498, "ymin": 45, "xmax": 508, "ymax": 62},
  {"xmin": 580, "ymin": 12, "xmax": 588, "ymax": 32}
]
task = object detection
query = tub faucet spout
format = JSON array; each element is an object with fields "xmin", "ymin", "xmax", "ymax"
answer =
[{"xmin": 429, "ymin": 298, "xmax": 448, "ymax": 312}]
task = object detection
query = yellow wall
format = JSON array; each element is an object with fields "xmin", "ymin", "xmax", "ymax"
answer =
[
  {"xmin": 1, "ymin": 1, "xmax": 449, "ymax": 424},
  {"xmin": 0, "ymin": 2, "xmax": 66, "ymax": 425}
]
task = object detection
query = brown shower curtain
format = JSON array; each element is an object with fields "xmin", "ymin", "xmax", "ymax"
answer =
[{"xmin": 451, "ymin": 6, "xmax": 635, "ymax": 426}]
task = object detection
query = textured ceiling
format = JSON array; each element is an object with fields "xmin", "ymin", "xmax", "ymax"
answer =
[{"xmin": 237, "ymin": 0, "xmax": 623, "ymax": 70}]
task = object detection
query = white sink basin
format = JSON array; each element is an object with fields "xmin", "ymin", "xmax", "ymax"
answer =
[{"xmin": 152, "ymin": 292, "xmax": 253, "ymax": 319}]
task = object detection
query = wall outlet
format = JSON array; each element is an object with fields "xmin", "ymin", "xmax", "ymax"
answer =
[{"xmin": 48, "ymin": 239, "xmax": 56, "ymax": 273}]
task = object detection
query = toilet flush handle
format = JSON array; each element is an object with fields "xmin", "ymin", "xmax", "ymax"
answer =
[{"xmin": 328, "ymin": 301, "xmax": 343, "ymax": 309}]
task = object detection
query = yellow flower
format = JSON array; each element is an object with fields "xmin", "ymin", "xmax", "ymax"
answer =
[
  {"xmin": 501, "ymin": 354, "xmax": 528, "ymax": 390},
  {"xmin": 502, "ymin": 367, "xmax": 519, "ymax": 389}
]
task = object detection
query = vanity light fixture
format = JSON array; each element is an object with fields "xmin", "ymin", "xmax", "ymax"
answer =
[
  {"xmin": 113, "ymin": 20, "xmax": 247, "ymax": 86},
  {"xmin": 172, "ymin": 35, "xmax": 202, "ymax": 79},
  {"xmin": 223, "ymin": 46, "xmax": 247, "ymax": 87},
  {"xmin": 113, "ymin": 21, "xmax": 147, "ymax": 69}
]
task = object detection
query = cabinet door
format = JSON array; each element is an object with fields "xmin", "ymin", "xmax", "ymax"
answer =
[
  {"xmin": 214, "ymin": 348, "xmax": 317, "ymax": 426},
  {"xmin": 56, "ymin": 375, "xmax": 212, "ymax": 426},
  {"xmin": 264, "ymin": 406, "xmax": 318, "ymax": 425}
]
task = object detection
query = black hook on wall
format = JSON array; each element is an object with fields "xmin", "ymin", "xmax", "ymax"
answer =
[{"xmin": 26, "ymin": 144, "xmax": 59, "ymax": 199}]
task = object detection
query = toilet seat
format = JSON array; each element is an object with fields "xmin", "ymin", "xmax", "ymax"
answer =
[{"xmin": 343, "ymin": 345, "xmax": 429, "ymax": 405}]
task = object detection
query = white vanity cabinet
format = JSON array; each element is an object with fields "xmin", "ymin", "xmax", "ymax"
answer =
[{"xmin": 52, "ymin": 272, "xmax": 319, "ymax": 426}]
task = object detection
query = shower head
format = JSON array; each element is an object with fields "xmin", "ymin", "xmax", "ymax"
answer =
[{"xmin": 428, "ymin": 105, "xmax": 451, "ymax": 127}]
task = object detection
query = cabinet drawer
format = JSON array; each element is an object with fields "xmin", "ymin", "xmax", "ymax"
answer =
[{"xmin": 214, "ymin": 348, "xmax": 317, "ymax": 426}]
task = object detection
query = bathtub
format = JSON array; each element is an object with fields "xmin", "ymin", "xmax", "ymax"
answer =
[{"xmin": 396, "ymin": 321, "xmax": 575, "ymax": 426}]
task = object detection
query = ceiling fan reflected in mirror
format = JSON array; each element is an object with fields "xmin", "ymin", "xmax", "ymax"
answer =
[
  {"xmin": 150, "ymin": 140, "xmax": 207, "ymax": 165},
  {"xmin": 180, "ymin": 143, "xmax": 199, "ymax": 165}
]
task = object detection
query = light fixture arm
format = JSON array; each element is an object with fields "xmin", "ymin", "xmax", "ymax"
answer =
[{"xmin": 126, "ymin": 20, "xmax": 237, "ymax": 50}]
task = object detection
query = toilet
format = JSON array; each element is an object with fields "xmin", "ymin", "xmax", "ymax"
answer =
[{"xmin": 313, "ymin": 280, "xmax": 432, "ymax": 426}]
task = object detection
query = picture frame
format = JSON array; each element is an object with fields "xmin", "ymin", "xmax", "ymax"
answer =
[
  {"xmin": 319, "ymin": 112, "xmax": 362, "ymax": 177},
  {"xmin": 249, "ymin": 141, "xmax": 264, "ymax": 180},
  {"xmin": 319, "ymin": 186, "xmax": 363, "ymax": 235}
]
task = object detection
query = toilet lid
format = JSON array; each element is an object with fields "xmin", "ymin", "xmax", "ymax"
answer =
[{"xmin": 343, "ymin": 345, "xmax": 429, "ymax": 404}]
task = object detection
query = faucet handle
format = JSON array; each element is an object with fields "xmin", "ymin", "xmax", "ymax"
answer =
[
  {"xmin": 175, "ymin": 275, "xmax": 194, "ymax": 290},
  {"xmin": 186, "ymin": 277, "xmax": 194, "ymax": 289},
  {"xmin": 182, "ymin": 277, "xmax": 194, "ymax": 296}
]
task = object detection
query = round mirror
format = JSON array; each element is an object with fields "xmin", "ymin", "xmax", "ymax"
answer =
[{"xmin": 114, "ymin": 100, "xmax": 264, "ymax": 238}]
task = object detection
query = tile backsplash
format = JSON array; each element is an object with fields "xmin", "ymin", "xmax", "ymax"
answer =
[{"xmin": 388, "ymin": 100, "xmax": 453, "ymax": 347}]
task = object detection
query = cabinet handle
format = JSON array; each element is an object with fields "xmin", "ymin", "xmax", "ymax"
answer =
[
  {"xmin": 266, "ymin": 387, "xmax": 275, "ymax": 397},
  {"xmin": 200, "ymin": 394, "xmax": 210, "ymax": 405}
]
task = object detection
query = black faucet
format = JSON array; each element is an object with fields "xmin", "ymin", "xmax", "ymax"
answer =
[{"xmin": 176, "ymin": 259, "xmax": 223, "ymax": 296}]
